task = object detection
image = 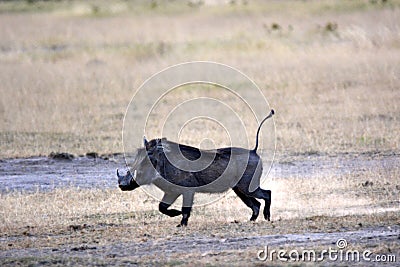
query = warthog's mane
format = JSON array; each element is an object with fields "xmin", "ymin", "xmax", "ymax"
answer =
[{"xmin": 130, "ymin": 147, "xmax": 148, "ymax": 170}]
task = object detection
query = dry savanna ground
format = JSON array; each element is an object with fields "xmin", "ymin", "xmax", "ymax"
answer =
[{"xmin": 0, "ymin": 0, "xmax": 399, "ymax": 266}]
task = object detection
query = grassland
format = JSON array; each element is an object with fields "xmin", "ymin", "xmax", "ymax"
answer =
[
  {"xmin": 1, "ymin": 0, "xmax": 399, "ymax": 158},
  {"xmin": 1, "ymin": 0, "xmax": 399, "ymax": 266}
]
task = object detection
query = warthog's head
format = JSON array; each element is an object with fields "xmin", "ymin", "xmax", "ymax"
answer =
[
  {"xmin": 117, "ymin": 169, "xmax": 139, "ymax": 191},
  {"xmin": 117, "ymin": 138, "xmax": 162, "ymax": 191}
]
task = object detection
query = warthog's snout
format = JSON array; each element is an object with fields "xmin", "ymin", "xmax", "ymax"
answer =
[{"xmin": 117, "ymin": 169, "xmax": 140, "ymax": 191}]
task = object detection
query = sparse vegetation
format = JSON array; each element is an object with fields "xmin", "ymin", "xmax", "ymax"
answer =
[
  {"xmin": 1, "ymin": 163, "xmax": 399, "ymax": 265},
  {"xmin": 1, "ymin": 0, "xmax": 399, "ymax": 158}
]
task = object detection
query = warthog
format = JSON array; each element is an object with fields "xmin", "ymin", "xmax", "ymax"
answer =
[{"xmin": 118, "ymin": 109, "xmax": 274, "ymax": 226}]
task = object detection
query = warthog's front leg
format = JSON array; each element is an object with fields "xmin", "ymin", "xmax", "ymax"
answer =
[
  {"xmin": 179, "ymin": 191, "xmax": 195, "ymax": 227},
  {"xmin": 159, "ymin": 192, "xmax": 182, "ymax": 217}
]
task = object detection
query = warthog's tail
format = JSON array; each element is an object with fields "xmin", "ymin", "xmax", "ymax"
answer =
[{"xmin": 253, "ymin": 109, "xmax": 275, "ymax": 152}]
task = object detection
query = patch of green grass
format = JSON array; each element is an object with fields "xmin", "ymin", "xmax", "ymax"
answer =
[{"xmin": 358, "ymin": 136, "xmax": 387, "ymax": 146}]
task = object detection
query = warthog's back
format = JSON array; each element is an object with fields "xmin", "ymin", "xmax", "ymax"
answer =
[{"xmin": 148, "ymin": 140, "xmax": 261, "ymax": 192}]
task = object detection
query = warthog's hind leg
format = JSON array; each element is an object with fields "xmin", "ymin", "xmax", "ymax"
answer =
[
  {"xmin": 263, "ymin": 190, "xmax": 271, "ymax": 221},
  {"xmin": 233, "ymin": 187, "xmax": 261, "ymax": 221},
  {"xmin": 248, "ymin": 188, "xmax": 271, "ymax": 221}
]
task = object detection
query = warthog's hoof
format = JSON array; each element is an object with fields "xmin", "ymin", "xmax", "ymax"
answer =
[
  {"xmin": 177, "ymin": 219, "xmax": 188, "ymax": 227},
  {"xmin": 168, "ymin": 209, "xmax": 182, "ymax": 217}
]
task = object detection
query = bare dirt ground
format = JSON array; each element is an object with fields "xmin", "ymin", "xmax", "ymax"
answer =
[
  {"xmin": 1, "ymin": 225, "xmax": 399, "ymax": 266},
  {"xmin": 1, "ymin": 151, "xmax": 398, "ymax": 193}
]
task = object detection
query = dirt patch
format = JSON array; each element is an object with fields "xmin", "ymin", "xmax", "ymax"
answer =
[
  {"xmin": 0, "ymin": 155, "xmax": 123, "ymax": 193},
  {"xmin": 1, "ymin": 154, "xmax": 399, "ymax": 265},
  {"xmin": 1, "ymin": 152, "xmax": 398, "ymax": 193},
  {"xmin": 1, "ymin": 223, "xmax": 399, "ymax": 266}
]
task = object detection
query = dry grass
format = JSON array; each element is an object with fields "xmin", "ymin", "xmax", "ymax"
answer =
[
  {"xmin": 1, "ymin": 164, "xmax": 398, "ymax": 243},
  {"xmin": 0, "ymin": 167, "xmax": 398, "ymax": 266},
  {"xmin": 1, "ymin": 1, "xmax": 400, "ymax": 265},
  {"xmin": 0, "ymin": 0, "xmax": 399, "ymax": 158}
]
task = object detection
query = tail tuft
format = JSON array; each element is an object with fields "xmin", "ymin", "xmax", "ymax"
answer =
[{"xmin": 253, "ymin": 109, "xmax": 275, "ymax": 152}]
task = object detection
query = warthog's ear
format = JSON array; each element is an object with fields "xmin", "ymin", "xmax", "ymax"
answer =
[{"xmin": 143, "ymin": 136, "xmax": 149, "ymax": 148}]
